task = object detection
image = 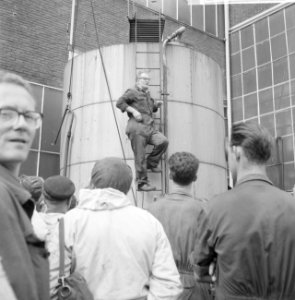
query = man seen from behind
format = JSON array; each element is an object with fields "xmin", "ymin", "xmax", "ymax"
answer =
[
  {"xmin": 149, "ymin": 152, "xmax": 213, "ymax": 300},
  {"xmin": 194, "ymin": 122, "xmax": 295, "ymax": 300},
  {"xmin": 62, "ymin": 157, "xmax": 182, "ymax": 299}
]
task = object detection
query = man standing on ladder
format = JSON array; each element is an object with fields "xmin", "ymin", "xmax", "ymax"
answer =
[{"xmin": 117, "ymin": 71, "xmax": 168, "ymax": 192}]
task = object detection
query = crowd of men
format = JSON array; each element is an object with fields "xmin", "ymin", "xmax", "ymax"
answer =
[{"xmin": 1, "ymin": 69, "xmax": 295, "ymax": 300}]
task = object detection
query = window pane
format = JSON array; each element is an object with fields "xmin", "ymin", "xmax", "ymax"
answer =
[
  {"xmin": 134, "ymin": 0, "xmax": 146, "ymax": 5},
  {"xmin": 205, "ymin": 5, "xmax": 216, "ymax": 36},
  {"xmin": 273, "ymin": 57, "xmax": 288, "ymax": 85},
  {"xmin": 192, "ymin": 5, "xmax": 203, "ymax": 30},
  {"xmin": 39, "ymin": 152, "xmax": 60, "ymax": 179},
  {"xmin": 271, "ymin": 138, "xmax": 280, "ymax": 166},
  {"xmin": 244, "ymin": 93, "xmax": 257, "ymax": 119},
  {"xmin": 283, "ymin": 163, "xmax": 295, "ymax": 190},
  {"xmin": 256, "ymin": 40, "xmax": 271, "ymax": 66},
  {"xmin": 271, "ymin": 33, "xmax": 287, "ymax": 60},
  {"xmin": 260, "ymin": 113, "xmax": 275, "ymax": 137},
  {"xmin": 231, "ymin": 74, "xmax": 242, "ymax": 98},
  {"xmin": 292, "ymin": 107, "xmax": 295, "ymax": 131},
  {"xmin": 243, "ymin": 69, "xmax": 257, "ymax": 94},
  {"xmin": 30, "ymin": 84, "xmax": 43, "ymax": 112},
  {"xmin": 287, "ymin": 28, "xmax": 295, "ymax": 54},
  {"xmin": 230, "ymin": 31, "xmax": 240, "ymax": 53},
  {"xmin": 241, "ymin": 25, "xmax": 254, "ymax": 49},
  {"xmin": 258, "ymin": 63, "xmax": 272, "ymax": 89},
  {"xmin": 282, "ymin": 135, "xmax": 294, "ymax": 162},
  {"xmin": 266, "ymin": 165, "xmax": 281, "ymax": 188},
  {"xmin": 286, "ymin": 4, "xmax": 295, "ymax": 29},
  {"xmin": 217, "ymin": 4, "xmax": 224, "ymax": 39},
  {"xmin": 242, "ymin": 47, "xmax": 255, "ymax": 71},
  {"xmin": 32, "ymin": 129, "xmax": 41, "ymax": 150},
  {"xmin": 245, "ymin": 118, "xmax": 258, "ymax": 125},
  {"xmin": 149, "ymin": 0, "xmax": 162, "ymax": 12},
  {"xmin": 163, "ymin": 0, "xmax": 176, "ymax": 19},
  {"xmin": 30, "ymin": 84, "xmax": 43, "ymax": 149},
  {"xmin": 291, "ymin": 80, "xmax": 295, "ymax": 105},
  {"xmin": 269, "ymin": 10, "xmax": 285, "ymax": 36},
  {"xmin": 232, "ymin": 97, "xmax": 243, "ymax": 122},
  {"xmin": 259, "ymin": 88, "xmax": 273, "ymax": 114},
  {"xmin": 41, "ymin": 88, "xmax": 63, "ymax": 152},
  {"xmin": 20, "ymin": 151, "xmax": 38, "ymax": 176},
  {"xmin": 255, "ymin": 18, "xmax": 269, "ymax": 43},
  {"xmin": 290, "ymin": 53, "xmax": 295, "ymax": 79},
  {"xmin": 276, "ymin": 109, "xmax": 292, "ymax": 136},
  {"xmin": 274, "ymin": 82, "xmax": 290, "ymax": 110},
  {"xmin": 178, "ymin": 0, "xmax": 190, "ymax": 25},
  {"xmin": 231, "ymin": 52, "xmax": 241, "ymax": 75}
]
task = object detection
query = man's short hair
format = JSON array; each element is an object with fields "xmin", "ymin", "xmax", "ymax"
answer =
[
  {"xmin": 0, "ymin": 70, "xmax": 33, "ymax": 97},
  {"xmin": 168, "ymin": 152, "xmax": 199, "ymax": 186},
  {"xmin": 91, "ymin": 157, "xmax": 133, "ymax": 194},
  {"xmin": 136, "ymin": 70, "xmax": 150, "ymax": 81},
  {"xmin": 230, "ymin": 122, "xmax": 273, "ymax": 164},
  {"xmin": 20, "ymin": 175, "xmax": 44, "ymax": 202}
]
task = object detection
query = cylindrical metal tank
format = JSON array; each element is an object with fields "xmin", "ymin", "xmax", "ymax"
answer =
[{"xmin": 62, "ymin": 43, "xmax": 227, "ymax": 205}]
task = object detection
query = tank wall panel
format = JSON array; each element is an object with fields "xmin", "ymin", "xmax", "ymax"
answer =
[
  {"xmin": 191, "ymin": 52, "xmax": 224, "ymax": 113},
  {"xmin": 166, "ymin": 46, "xmax": 192, "ymax": 103},
  {"xmin": 194, "ymin": 163, "xmax": 227, "ymax": 199}
]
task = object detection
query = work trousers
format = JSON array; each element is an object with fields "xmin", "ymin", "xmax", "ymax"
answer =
[
  {"xmin": 129, "ymin": 129, "xmax": 168, "ymax": 184},
  {"xmin": 179, "ymin": 272, "xmax": 214, "ymax": 300}
]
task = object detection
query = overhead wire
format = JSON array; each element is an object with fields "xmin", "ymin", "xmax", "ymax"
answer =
[
  {"xmin": 52, "ymin": 1, "xmax": 78, "ymax": 177},
  {"xmin": 89, "ymin": 0, "xmax": 137, "ymax": 205}
]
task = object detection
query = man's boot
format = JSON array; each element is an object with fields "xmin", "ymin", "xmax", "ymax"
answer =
[
  {"xmin": 147, "ymin": 164, "xmax": 162, "ymax": 173},
  {"xmin": 138, "ymin": 182, "xmax": 156, "ymax": 191}
]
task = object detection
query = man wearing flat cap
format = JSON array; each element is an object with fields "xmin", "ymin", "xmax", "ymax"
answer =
[
  {"xmin": 38, "ymin": 175, "xmax": 75, "ymax": 299},
  {"xmin": 60, "ymin": 157, "xmax": 182, "ymax": 300}
]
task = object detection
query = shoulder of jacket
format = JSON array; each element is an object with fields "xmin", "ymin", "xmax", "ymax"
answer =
[{"xmin": 0, "ymin": 181, "xmax": 14, "ymax": 205}]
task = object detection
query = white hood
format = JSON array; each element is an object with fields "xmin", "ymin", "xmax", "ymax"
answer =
[{"xmin": 77, "ymin": 188, "xmax": 131, "ymax": 211}]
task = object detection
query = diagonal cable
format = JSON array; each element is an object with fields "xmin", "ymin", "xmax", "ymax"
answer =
[{"xmin": 89, "ymin": 0, "xmax": 137, "ymax": 204}]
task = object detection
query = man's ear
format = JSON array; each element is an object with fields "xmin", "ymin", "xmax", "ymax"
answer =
[
  {"xmin": 169, "ymin": 172, "xmax": 173, "ymax": 180},
  {"xmin": 193, "ymin": 174, "xmax": 197, "ymax": 182},
  {"xmin": 232, "ymin": 145, "xmax": 241, "ymax": 161}
]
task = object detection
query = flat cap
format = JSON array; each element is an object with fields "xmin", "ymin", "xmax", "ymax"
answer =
[{"xmin": 43, "ymin": 175, "xmax": 75, "ymax": 201}]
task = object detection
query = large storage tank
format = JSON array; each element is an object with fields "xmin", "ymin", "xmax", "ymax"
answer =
[{"xmin": 62, "ymin": 43, "xmax": 227, "ymax": 205}]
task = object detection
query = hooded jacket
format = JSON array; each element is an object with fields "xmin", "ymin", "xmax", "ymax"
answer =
[{"xmin": 63, "ymin": 187, "xmax": 182, "ymax": 300}]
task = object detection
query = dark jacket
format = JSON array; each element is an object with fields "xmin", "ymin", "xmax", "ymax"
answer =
[
  {"xmin": 149, "ymin": 191, "xmax": 213, "ymax": 300},
  {"xmin": 194, "ymin": 174, "xmax": 295, "ymax": 300},
  {"xmin": 116, "ymin": 86, "xmax": 158, "ymax": 136},
  {"xmin": 0, "ymin": 165, "xmax": 50, "ymax": 300}
]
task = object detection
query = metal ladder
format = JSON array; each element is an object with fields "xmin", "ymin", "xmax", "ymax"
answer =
[{"xmin": 133, "ymin": 16, "xmax": 166, "ymax": 209}]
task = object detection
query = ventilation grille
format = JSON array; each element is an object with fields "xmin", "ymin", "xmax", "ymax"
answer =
[{"xmin": 129, "ymin": 18, "xmax": 165, "ymax": 43}]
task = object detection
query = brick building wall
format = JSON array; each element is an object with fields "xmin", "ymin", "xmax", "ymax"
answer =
[
  {"xmin": 0, "ymin": 0, "xmax": 224, "ymax": 88},
  {"xmin": 0, "ymin": 0, "xmax": 72, "ymax": 86}
]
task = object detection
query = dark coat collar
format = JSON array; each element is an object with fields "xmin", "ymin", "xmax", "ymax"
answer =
[
  {"xmin": 237, "ymin": 173, "xmax": 273, "ymax": 187},
  {"xmin": 0, "ymin": 164, "xmax": 34, "ymax": 217}
]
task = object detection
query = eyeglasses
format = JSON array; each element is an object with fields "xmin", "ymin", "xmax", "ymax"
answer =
[
  {"xmin": 139, "ymin": 77, "xmax": 150, "ymax": 81},
  {"xmin": 0, "ymin": 108, "xmax": 43, "ymax": 129}
]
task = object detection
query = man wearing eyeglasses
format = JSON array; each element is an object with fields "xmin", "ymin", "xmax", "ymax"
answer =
[
  {"xmin": 117, "ymin": 71, "xmax": 168, "ymax": 192},
  {"xmin": 0, "ymin": 70, "xmax": 49, "ymax": 300}
]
